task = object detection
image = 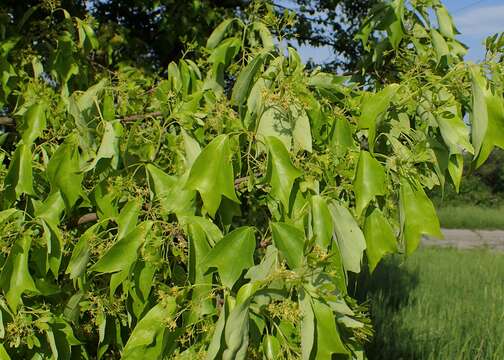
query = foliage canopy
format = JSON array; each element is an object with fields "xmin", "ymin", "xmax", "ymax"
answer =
[{"xmin": 0, "ymin": 1, "xmax": 503, "ymax": 359}]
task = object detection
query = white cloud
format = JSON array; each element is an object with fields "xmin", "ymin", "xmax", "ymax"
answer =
[{"xmin": 454, "ymin": 5, "xmax": 504, "ymax": 37}]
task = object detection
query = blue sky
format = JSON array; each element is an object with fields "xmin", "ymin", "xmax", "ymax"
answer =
[{"xmin": 297, "ymin": 0, "xmax": 504, "ymax": 64}]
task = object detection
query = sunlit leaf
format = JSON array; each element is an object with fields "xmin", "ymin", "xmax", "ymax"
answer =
[
  {"xmin": 122, "ymin": 299, "xmax": 177, "ymax": 359},
  {"xmin": 359, "ymin": 84, "xmax": 398, "ymax": 152},
  {"xmin": 90, "ymin": 222, "xmax": 152, "ymax": 273},
  {"xmin": 328, "ymin": 202, "xmax": 366, "ymax": 273},
  {"xmin": 20, "ymin": 103, "xmax": 46, "ymax": 146},
  {"xmin": 47, "ymin": 135, "xmax": 83, "ymax": 209},
  {"xmin": 400, "ymin": 178, "xmax": 442, "ymax": 255},
  {"xmin": 231, "ymin": 54, "xmax": 264, "ymax": 106},
  {"xmin": 354, "ymin": 151, "xmax": 386, "ymax": 217},
  {"xmin": 0, "ymin": 233, "xmax": 38, "ymax": 310},
  {"xmin": 186, "ymin": 135, "xmax": 239, "ymax": 217},
  {"xmin": 312, "ymin": 299, "xmax": 349, "ymax": 359},
  {"xmin": 266, "ymin": 136, "xmax": 302, "ymax": 210},
  {"xmin": 271, "ymin": 222, "xmax": 305, "ymax": 269},
  {"xmin": 203, "ymin": 227, "xmax": 256, "ymax": 289},
  {"xmin": 364, "ymin": 208, "xmax": 397, "ymax": 272}
]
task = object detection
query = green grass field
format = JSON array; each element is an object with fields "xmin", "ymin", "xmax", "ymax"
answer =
[
  {"xmin": 365, "ymin": 248, "xmax": 504, "ymax": 360},
  {"xmin": 436, "ymin": 205, "xmax": 504, "ymax": 229}
]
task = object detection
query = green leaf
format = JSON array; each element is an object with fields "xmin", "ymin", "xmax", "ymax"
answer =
[
  {"xmin": 245, "ymin": 245, "xmax": 278, "ymax": 282},
  {"xmin": 186, "ymin": 135, "xmax": 239, "ymax": 217},
  {"xmin": 470, "ymin": 66, "xmax": 489, "ymax": 159},
  {"xmin": 311, "ymin": 195, "xmax": 333, "ymax": 248},
  {"xmin": 435, "ymin": 5, "xmax": 455, "ymax": 39},
  {"xmin": 207, "ymin": 19, "xmax": 234, "ymax": 49},
  {"xmin": 328, "ymin": 202, "xmax": 366, "ymax": 273},
  {"xmin": 47, "ymin": 136, "xmax": 83, "ymax": 209},
  {"xmin": 436, "ymin": 104, "xmax": 473, "ymax": 155},
  {"xmin": 300, "ymin": 290, "xmax": 315, "ymax": 360},
  {"xmin": 312, "ymin": 299, "xmax": 348, "ymax": 359},
  {"xmin": 206, "ymin": 302, "xmax": 227, "ymax": 360},
  {"xmin": 448, "ymin": 154, "xmax": 464, "ymax": 192},
  {"xmin": 203, "ymin": 227, "xmax": 256, "ymax": 289},
  {"xmin": 66, "ymin": 227, "xmax": 92, "ymax": 280},
  {"xmin": 146, "ymin": 164, "xmax": 196, "ymax": 217},
  {"xmin": 68, "ymin": 79, "xmax": 107, "ymax": 151},
  {"xmin": 3, "ymin": 144, "xmax": 34, "ymax": 203},
  {"xmin": 223, "ymin": 298, "xmax": 250, "ymax": 360},
  {"xmin": 94, "ymin": 120, "xmax": 123, "ymax": 169},
  {"xmin": 271, "ymin": 222, "xmax": 305, "ymax": 269},
  {"xmin": 20, "ymin": 103, "xmax": 46, "ymax": 146},
  {"xmin": 400, "ymin": 178, "xmax": 442, "ymax": 255},
  {"xmin": 254, "ymin": 21, "xmax": 275, "ymax": 49},
  {"xmin": 208, "ymin": 38, "xmax": 241, "ymax": 88},
  {"xmin": 359, "ymin": 84, "xmax": 398, "ymax": 152},
  {"xmin": 122, "ymin": 299, "xmax": 177, "ymax": 359},
  {"xmin": 34, "ymin": 191, "xmax": 65, "ymax": 225},
  {"xmin": 0, "ymin": 344, "xmax": 10, "ymax": 360},
  {"xmin": 0, "ymin": 233, "xmax": 38, "ymax": 310},
  {"xmin": 90, "ymin": 222, "xmax": 152, "ymax": 273},
  {"xmin": 185, "ymin": 218, "xmax": 220, "ymax": 320},
  {"xmin": 231, "ymin": 54, "xmax": 264, "ymax": 106},
  {"xmin": 263, "ymin": 335, "xmax": 281, "ymax": 360},
  {"xmin": 181, "ymin": 129, "xmax": 201, "ymax": 167},
  {"xmin": 266, "ymin": 136, "xmax": 302, "ymax": 210},
  {"xmin": 364, "ymin": 208, "xmax": 397, "ymax": 272},
  {"xmin": 431, "ymin": 28, "xmax": 449, "ymax": 62},
  {"xmin": 256, "ymin": 107, "xmax": 292, "ymax": 152},
  {"xmin": 388, "ymin": 0, "xmax": 405, "ymax": 50},
  {"xmin": 354, "ymin": 151, "xmax": 386, "ymax": 217},
  {"xmin": 117, "ymin": 200, "xmax": 141, "ymax": 240},
  {"xmin": 331, "ymin": 117, "xmax": 353, "ymax": 155},
  {"xmin": 41, "ymin": 220, "xmax": 63, "ymax": 276},
  {"xmin": 292, "ymin": 105, "xmax": 313, "ymax": 153},
  {"xmin": 470, "ymin": 69, "xmax": 504, "ymax": 167},
  {"xmin": 0, "ymin": 208, "xmax": 20, "ymax": 224}
]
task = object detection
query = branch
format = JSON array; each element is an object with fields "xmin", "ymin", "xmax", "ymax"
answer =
[
  {"xmin": 77, "ymin": 212, "xmax": 98, "ymax": 226},
  {"xmin": 0, "ymin": 116, "xmax": 15, "ymax": 127},
  {"xmin": 119, "ymin": 111, "xmax": 163, "ymax": 122}
]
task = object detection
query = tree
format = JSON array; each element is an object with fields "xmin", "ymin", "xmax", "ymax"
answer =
[
  {"xmin": 1, "ymin": 0, "xmax": 376, "ymax": 72},
  {"xmin": 0, "ymin": 1, "xmax": 503, "ymax": 359}
]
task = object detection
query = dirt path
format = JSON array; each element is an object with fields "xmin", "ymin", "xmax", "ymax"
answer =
[{"xmin": 423, "ymin": 229, "xmax": 504, "ymax": 250}]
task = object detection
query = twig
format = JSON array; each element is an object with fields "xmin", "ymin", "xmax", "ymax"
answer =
[
  {"xmin": 119, "ymin": 111, "xmax": 163, "ymax": 122},
  {"xmin": 0, "ymin": 117, "xmax": 15, "ymax": 128},
  {"xmin": 77, "ymin": 212, "xmax": 98, "ymax": 226}
]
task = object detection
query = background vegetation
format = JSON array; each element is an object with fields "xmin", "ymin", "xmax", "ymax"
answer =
[{"xmin": 366, "ymin": 248, "xmax": 504, "ymax": 359}]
